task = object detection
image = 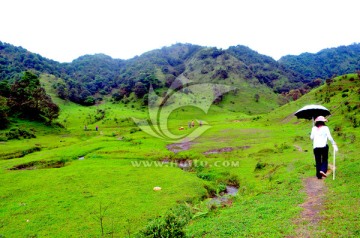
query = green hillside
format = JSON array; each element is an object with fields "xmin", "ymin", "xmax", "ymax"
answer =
[
  {"xmin": 0, "ymin": 72, "xmax": 359, "ymax": 237},
  {"xmin": 279, "ymin": 43, "xmax": 360, "ymax": 80},
  {"xmin": 0, "ymin": 41, "xmax": 315, "ymax": 110},
  {"xmin": 2, "ymin": 41, "xmax": 359, "ymax": 115}
]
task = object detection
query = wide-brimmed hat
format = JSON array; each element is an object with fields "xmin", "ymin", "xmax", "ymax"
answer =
[{"xmin": 314, "ymin": 116, "xmax": 327, "ymax": 122}]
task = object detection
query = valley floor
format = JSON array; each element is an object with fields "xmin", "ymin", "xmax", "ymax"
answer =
[{"xmin": 1, "ymin": 82, "xmax": 359, "ymax": 237}]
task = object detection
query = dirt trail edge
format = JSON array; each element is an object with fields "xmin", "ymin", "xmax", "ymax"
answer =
[{"xmin": 293, "ymin": 176, "xmax": 328, "ymax": 238}]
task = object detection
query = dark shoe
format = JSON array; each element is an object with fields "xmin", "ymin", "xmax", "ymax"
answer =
[{"xmin": 320, "ymin": 171, "xmax": 327, "ymax": 177}]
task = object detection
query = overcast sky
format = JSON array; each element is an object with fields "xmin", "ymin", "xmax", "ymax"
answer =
[{"xmin": 1, "ymin": 0, "xmax": 358, "ymax": 62}]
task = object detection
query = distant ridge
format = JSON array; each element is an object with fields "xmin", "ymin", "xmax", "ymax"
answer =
[
  {"xmin": 1, "ymin": 40, "xmax": 359, "ymax": 108},
  {"xmin": 279, "ymin": 43, "xmax": 360, "ymax": 80}
]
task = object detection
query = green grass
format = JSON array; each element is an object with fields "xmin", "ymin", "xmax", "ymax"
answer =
[{"xmin": 0, "ymin": 74, "xmax": 359, "ymax": 237}]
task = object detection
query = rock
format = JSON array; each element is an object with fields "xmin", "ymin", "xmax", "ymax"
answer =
[{"xmin": 153, "ymin": 186, "xmax": 161, "ymax": 191}]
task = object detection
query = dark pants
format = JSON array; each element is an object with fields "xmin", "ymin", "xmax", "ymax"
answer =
[{"xmin": 313, "ymin": 145, "xmax": 329, "ymax": 178}]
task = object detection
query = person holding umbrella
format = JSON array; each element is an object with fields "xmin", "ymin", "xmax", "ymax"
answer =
[{"xmin": 310, "ymin": 116, "xmax": 338, "ymax": 179}]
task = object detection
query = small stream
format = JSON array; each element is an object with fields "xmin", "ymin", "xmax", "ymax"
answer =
[
  {"xmin": 162, "ymin": 158, "xmax": 239, "ymax": 204},
  {"xmin": 209, "ymin": 185, "xmax": 239, "ymax": 206}
]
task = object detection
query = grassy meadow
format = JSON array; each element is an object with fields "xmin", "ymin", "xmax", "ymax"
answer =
[{"xmin": 0, "ymin": 74, "xmax": 359, "ymax": 237}]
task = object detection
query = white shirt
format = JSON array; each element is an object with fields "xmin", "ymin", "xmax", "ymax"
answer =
[{"xmin": 310, "ymin": 126, "xmax": 335, "ymax": 148}]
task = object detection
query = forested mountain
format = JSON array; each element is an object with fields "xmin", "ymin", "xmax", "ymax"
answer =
[
  {"xmin": 0, "ymin": 41, "xmax": 62, "ymax": 80},
  {"xmin": 227, "ymin": 45, "xmax": 307, "ymax": 92},
  {"xmin": 103, "ymin": 43, "xmax": 310, "ymax": 97},
  {"xmin": 279, "ymin": 43, "xmax": 360, "ymax": 80},
  {"xmin": 1, "ymin": 40, "xmax": 359, "ymax": 107},
  {"xmin": 62, "ymin": 54, "xmax": 124, "ymax": 105}
]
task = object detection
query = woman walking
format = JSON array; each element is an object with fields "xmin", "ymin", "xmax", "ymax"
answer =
[{"xmin": 310, "ymin": 116, "xmax": 338, "ymax": 179}]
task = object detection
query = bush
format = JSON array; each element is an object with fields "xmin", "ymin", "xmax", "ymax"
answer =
[
  {"xmin": 333, "ymin": 125, "xmax": 342, "ymax": 132},
  {"xmin": 255, "ymin": 161, "xmax": 267, "ymax": 171},
  {"xmin": 5, "ymin": 128, "xmax": 36, "ymax": 140},
  {"xmin": 52, "ymin": 122, "xmax": 65, "ymax": 128},
  {"xmin": 216, "ymin": 183, "xmax": 227, "ymax": 194},
  {"xmin": 275, "ymin": 143, "xmax": 291, "ymax": 153},
  {"xmin": 226, "ymin": 174, "xmax": 240, "ymax": 187},
  {"xmin": 197, "ymin": 171, "xmax": 216, "ymax": 181},
  {"xmin": 137, "ymin": 204, "xmax": 191, "ymax": 238},
  {"xmin": 203, "ymin": 184, "xmax": 217, "ymax": 197},
  {"xmin": 0, "ymin": 134, "xmax": 8, "ymax": 141},
  {"xmin": 130, "ymin": 127, "xmax": 141, "ymax": 134}
]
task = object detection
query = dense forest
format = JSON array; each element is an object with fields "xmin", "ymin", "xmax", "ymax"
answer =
[
  {"xmin": 279, "ymin": 43, "xmax": 360, "ymax": 80},
  {"xmin": 1, "ymin": 41, "xmax": 359, "ymax": 107}
]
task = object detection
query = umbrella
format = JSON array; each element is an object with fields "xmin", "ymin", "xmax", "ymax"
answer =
[{"xmin": 294, "ymin": 104, "xmax": 330, "ymax": 120}]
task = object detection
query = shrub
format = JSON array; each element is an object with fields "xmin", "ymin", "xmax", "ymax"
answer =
[
  {"xmin": 333, "ymin": 125, "xmax": 342, "ymax": 132},
  {"xmin": 203, "ymin": 183, "xmax": 217, "ymax": 197},
  {"xmin": 255, "ymin": 161, "xmax": 267, "ymax": 171},
  {"xmin": 0, "ymin": 134, "xmax": 8, "ymax": 141},
  {"xmin": 197, "ymin": 172, "xmax": 216, "ymax": 181},
  {"xmin": 293, "ymin": 136, "xmax": 305, "ymax": 141},
  {"xmin": 137, "ymin": 204, "xmax": 191, "ymax": 238},
  {"xmin": 52, "ymin": 122, "xmax": 65, "ymax": 128},
  {"xmin": 5, "ymin": 128, "xmax": 36, "ymax": 140},
  {"xmin": 226, "ymin": 174, "xmax": 240, "ymax": 187},
  {"xmin": 216, "ymin": 183, "xmax": 227, "ymax": 194},
  {"xmin": 130, "ymin": 128, "xmax": 141, "ymax": 134},
  {"xmin": 275, "ymin": 143, "xmax": 291, "ymax": 152}
]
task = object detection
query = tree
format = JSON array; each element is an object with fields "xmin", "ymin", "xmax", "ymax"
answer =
[
  {"xmin": 8, "ymin": 71, "xmax": 42, "ymax": 118},
  {"xmin": 0, "ymin": 80, "xmax": 10, "ymax": 97},
  {"xmin": 8, "ymin": 71, "xmax": 60, "ymax": 123},
  {"xmin": 56, "ymin": 81, "xmax": 68, "ymax": 99},
  {"xmin": 0, "ymin": 96, "xmax": 9, "ymax": 129},
  {"xmin": 112, "ymin": 92, "xmax": 122, "ymax": 101},
  {"xmin": 134, "ymin": 82, "xmax": 147, "ymax": 98},
  {"xmin": 68, "ymin": 88, "xmax": 79, "ymax": 103},
  {"xmin": 83, "ymin": 96, "xmax": 95, "ymax": 106},
  {"xmin": 40, "ymin": 96, "xmax": 60, "ymax": 124}
]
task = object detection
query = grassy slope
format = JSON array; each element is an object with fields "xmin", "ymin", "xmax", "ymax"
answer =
[
  {"xmin": 186, "ymin": 74, "xmax": 360, "ymax": 237},
  {"xmin": 0, "ymin": 74, "xmax": 359, "ymax": 237}
]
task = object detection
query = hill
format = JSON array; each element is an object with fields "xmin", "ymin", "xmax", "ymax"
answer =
[
  {"xmin": 2, "ymin": 41, "xmax": 360, "ymax": 113},
  {"xmin": 1, "ymin": 41, "xmax": 309, "ymax": 111},
  {"xmin": 279, "ymin": 43, "xmax": 360, "ymax": 80},
  {"xmin": 0, "ymin": 41, "xmax": 62, "ymax": 80}
]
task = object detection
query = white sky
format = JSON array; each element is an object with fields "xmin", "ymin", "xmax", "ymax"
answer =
[{"xmin": 0, "ymin": 0, "xmax": 359, "ymax": 62}]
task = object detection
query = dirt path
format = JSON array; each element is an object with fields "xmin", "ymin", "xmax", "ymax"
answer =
[{"xmin": 293, "ymin": 170, "xmax": 332, "ymax": 238}]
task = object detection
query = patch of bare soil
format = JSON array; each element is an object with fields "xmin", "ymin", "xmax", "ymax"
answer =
[
  {"xmin": 293, "ymin": 177, "xmax": 327, "ymax": 237},
  {"xmin": 166, "ymin": 141, "xmax": 194, "ymax": 153},
  {"xmin": 203, "ymin": 146, "xmax": 251, "ymax": 155},
  {"xmin": 294, "ymin": 145, "xmax": 303, "ymax": 152},
  {"xmin": 203, "ymin": 147, "xmax": 234, "ymax": 155},
  {"xmin": 281, "ymin": 113, "xmax": 296, "ymax": 123}
]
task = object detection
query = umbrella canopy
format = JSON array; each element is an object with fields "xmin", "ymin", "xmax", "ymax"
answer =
[{"xmin": 294, "ymin": 104, "xmax": 330, "ymax": 120}]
